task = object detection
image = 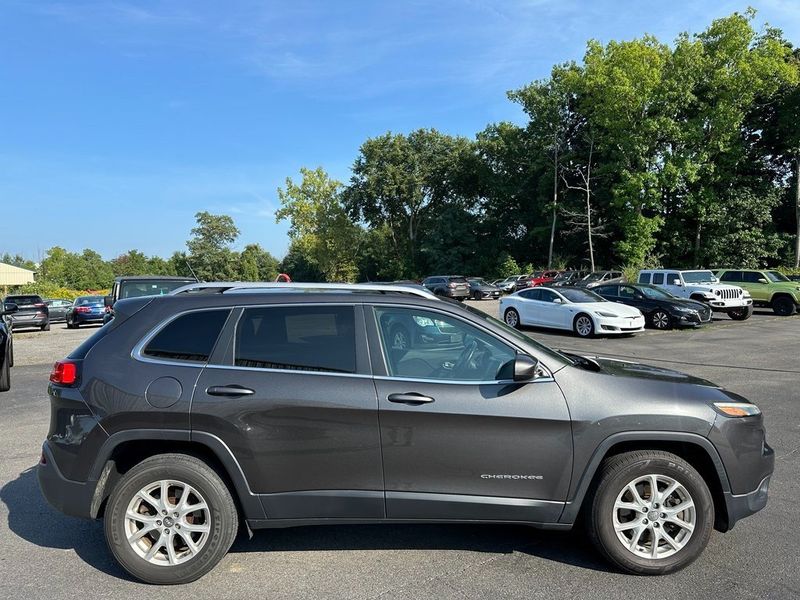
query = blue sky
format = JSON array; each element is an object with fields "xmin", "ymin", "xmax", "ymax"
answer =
[{"xmin": 3, "ymin": 0, "xmax": 800, "ymax": 262}]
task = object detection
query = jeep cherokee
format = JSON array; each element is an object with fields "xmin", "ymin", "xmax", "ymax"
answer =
[{"xmin": 38, "ymin": 282, "xmax": 773, "ymax": 584}]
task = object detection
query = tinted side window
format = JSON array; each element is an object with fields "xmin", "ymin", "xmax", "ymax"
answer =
[
  {"xmin": 519, "ymin": 289, "xmax": 541, "ymax": 300},
  {"xmin": 742, "ymin": 271, "xmax": 762, "ymax": 283},
  {"xmin": 638, "ymin": 273, "xmax": 650, "ymax": 284},
  {"xmin": 598, "ymin": 285, "xmax": 618, "ymax": 297},
  {"xmin": 144, "ymin": 310, "xmax": 231, "ymax": 362},
  {"xmin": 666, "ymin": 272, "xmax": 680, "ymax": 284},
  {"xmin": 652, "ymin": 273, "xmax": 664, "ymax": 285},
  {"xmin": 538, "ymin": 289, "xmax": 559, "ymax": 303},
  {"xmin": 618, "ymin": 286, "xmax": 636, "ymax": 298},
  {"xmin": 720, "ymin": 271, "xmax": 741, "ymax": 282},
  {"xmin": 235, "ymin": 306, "xmax": 356, "ymax": 374}
]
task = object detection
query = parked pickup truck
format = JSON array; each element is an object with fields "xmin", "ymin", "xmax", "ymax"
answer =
[
  {"xmin": 637, "ymin": 269, "xmax": 753, "ymax": 320},
  {"xmin": 715, "ymin": 269, "xmax": 800, "ymax": 316}
]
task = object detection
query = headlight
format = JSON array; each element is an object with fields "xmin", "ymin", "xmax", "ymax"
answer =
[
  {"xmin": 596, "ymin": 311, "xmax": 618, "ymax": 318},
  {"xmin": 674, "ymin": 306, "xmax": 695, "ymax": 313},
  {"xmin": 713, "ymin": 402, "xmax": 761, "ymax": 417},
  {"xmin": 714, "ymin": 289, "xmax": 721, "ymax": 296}
]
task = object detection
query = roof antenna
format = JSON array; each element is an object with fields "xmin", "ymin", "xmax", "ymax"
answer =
[{"xmin": 184, "ymin": 259, "xmax": 200, "ymax": 282}]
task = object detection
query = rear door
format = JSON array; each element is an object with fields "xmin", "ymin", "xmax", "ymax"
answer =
[
  {"xmin": 191, "ymin": 303, "xmax": 384, "ymax": 520},
  {"xmin": 368, "ymin": 304, "xmax": 572, "ymax": 523}
]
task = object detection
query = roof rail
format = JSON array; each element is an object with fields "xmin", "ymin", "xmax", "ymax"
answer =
[{"xmin": 169, "ymin": 281, "xmax": 441, "ymax": 301}]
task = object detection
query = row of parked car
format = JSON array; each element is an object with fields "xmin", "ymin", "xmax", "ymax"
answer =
[
  {"xmin": 498, "ymin": 268, "xmax": 800, "ymax": 337},
  {"xmin": 416, "ymin": 268, "xmax": 800, "ymax": 338}
]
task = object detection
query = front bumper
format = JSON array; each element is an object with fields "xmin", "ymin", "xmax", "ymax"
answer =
[
  {"xmin": 597, "ymin": 314, "xmax": 645, "ymax": 334},
  {"xmin": 37, "ymin": 442, "xmax": 97, "ymax": 519},
  {"xmin": 708, "ymin": 297, "xmax": 753, "ymax": 310},
  {"xmin": 723, "ymin": 475, "xmax": 771, "ymax": 531}
]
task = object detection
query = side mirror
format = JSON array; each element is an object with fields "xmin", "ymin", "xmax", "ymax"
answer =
[
  {"xmin": 758, "ymin": 278, "xmax": 768, "ymax": 284},
  {"xmin": 552, "ymin": 297, "xmax": 563, "ymax": 304},
  {"xmin": 513, "ymin": 354, "xmax": 540, "ymax": 382},
  {"xmin": 672, "ymin": 279, "xmax": 682, "ymax": 286},
  {"xmin": 104, "ymin": 295, "xmax": 113, "ymax": 308},
  {"xmin": 2, "ymin": 302, "xmax": 18, "ymax": 315}
]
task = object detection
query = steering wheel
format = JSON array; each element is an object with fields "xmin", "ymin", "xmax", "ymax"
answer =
[{"xmin": 452, "ymin": 338, "xmax": 479, "ymax": 376}]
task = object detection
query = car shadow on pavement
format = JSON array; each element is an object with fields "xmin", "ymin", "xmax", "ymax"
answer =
[
  {"xmin": 231, "ymin": 523, "xmax": 613, "ymax": 573},
  {"xmin": 3, "ymin": 467, "xmax": 611, "ymax": 577},
  {"xmin": 1, "ymin": 466, "xmax": 134, "ymax": 580}
]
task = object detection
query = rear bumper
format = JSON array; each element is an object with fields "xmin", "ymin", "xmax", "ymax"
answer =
[
  {"xmin": 10, "ymin": 316, "xmax": 47, "ymax": 329},
  {"xmin": 37, "ymin": 442, "xmax": 97, "ymax": 519}
]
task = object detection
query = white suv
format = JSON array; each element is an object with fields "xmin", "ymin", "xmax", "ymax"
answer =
[{"xmin": 638, "ymin": 269, "xmax": 753, "ymax": 320}]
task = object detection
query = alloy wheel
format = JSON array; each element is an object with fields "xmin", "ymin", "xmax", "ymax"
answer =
[
  {"xmin": 575, "ymin": 316, "xmax": 593, "ymax": 337},
  {"xmin": 124, "ymin": 479, "xmax": 211, "ymax": 566},
  {"xmin": 612, "ymin": 474, "xmax": 696, "ymax": 560},
  {"xmin": 652, "ymin": 311, "xmax": 670, "ymax": 330},
  {"xmin": 504, "ymin": 309, "xmax": 519, "ymax": 328}
]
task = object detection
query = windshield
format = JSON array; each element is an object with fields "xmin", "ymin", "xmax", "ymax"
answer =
[
  {"xmin": 582, "ymin": 272, "xmax": 605, "ymax": 282},
  {"xmin": 766, "ymin": 271, "xmax": 790, "ymax": 283},
  {"xmin": 75, "ymin": 296, "xmax": 105, "ymax": 306},
  {"xmin": 119, "ymin": 280, "xmax": 193, "ymax": 299},
  {"xmin": 468, "ymin": 278, "xmax": 487, "ymax": 285},
  {"xmin": 638, "ymin": 285, "xmax": 675, "ymax": 300},
  {"xmin": 553, "ymin": 271, "xmax": 574, "ymax": 281},
  {"xmin": 463, "ymin": 304, "xmax": 572, "ymax": 366},
  {"xmin": 682, "ymin": 271, "xmax": 716, "ymax": 284},
  {"xmin": 559, "ymin": 288, "xmax": 605, "ymax": 303}
]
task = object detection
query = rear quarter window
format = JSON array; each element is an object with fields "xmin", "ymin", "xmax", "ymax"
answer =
[
  {"xmin": 143, "ymin": 309, "xmax": 231, "ymax": 362},
  {"xmin": 652, "ymin": 273, "xmax": 664, "ymax": 285}
]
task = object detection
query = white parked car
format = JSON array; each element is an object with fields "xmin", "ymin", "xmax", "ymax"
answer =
[
  {"xmin": 637, "ymin": 269, "xmax": 753, "ymax": 320},
  {"xmin": 500, "ymin": 286, "xmax": 645, "ymax": 337}
]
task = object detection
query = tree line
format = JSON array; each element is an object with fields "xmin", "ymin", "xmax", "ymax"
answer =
[{"xmin": 5, "ymin": 10, "xmax": 800, "ymax": 288}]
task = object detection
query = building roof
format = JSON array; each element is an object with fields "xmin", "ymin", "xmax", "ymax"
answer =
[{"xmin": 0, "ymin": 262, "xmax": 36, "ymax": 286}]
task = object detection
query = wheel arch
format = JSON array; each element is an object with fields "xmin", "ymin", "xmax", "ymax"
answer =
[
  {"xmin": 770, "ymin": 292, "xmax": 796, "ymax": 305},
  {"xmin": 561, "ymin": 431, "xmax": 732, "ymax": 532},
  {"xmin": 88, "ymin": 429, "xmax": 264, "ymax": 521}
]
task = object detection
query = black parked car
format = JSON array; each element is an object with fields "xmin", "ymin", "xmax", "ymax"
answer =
[
  {"xmin": 421, "ymin": 275, "xmax": 470, "ymax": 300},
  {"xmin": 550, "ymin": 270, "xmax": 588, "ymax": 287},
  {"xmin": 594, "ymin": 283, "xmax": 712, "ymax": 329},
  {"xmin": 39, "ymin": 282, "xmax": 773, "ymax": 583},
  {"xmin": 3, "ymin": 294, "xmax": 49, "ymax": 331},
  {"xmin": 44, "ymin": 298, "xmax": 73, "ymax": 322},
  {"xmin": 66, "ymin": 296, "xmax": 107, "ymax": 328},
  {"xmin": 466, "ymin": 277, "xmax": 502, "ymax": 300},
  {"xmin": 0, "ymin": 301, "xmax": 17, "ymax": 391},
  {"xmin": 104, "ymin": 276, "xmax": 198, "ymax": 323}
]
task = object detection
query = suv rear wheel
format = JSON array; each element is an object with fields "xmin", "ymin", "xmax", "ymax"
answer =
[
  {"xmin": 587, "ymin": 450, "xmax": 713, "ymax": 575},
  {"xmin": 105, "ymin": 453, "xmax": 238, "ymax": 585}
]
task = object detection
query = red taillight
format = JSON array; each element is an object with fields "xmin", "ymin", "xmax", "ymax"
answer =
[
  {"xmin": 75, "ymin": 306, "xmax": 91, "ymax": 313},
  {"xmin": 449, "ymin": 282, "xmax": 457, "ymax": 288},
  {"xmin": 34, "ymin": 302, "xmax": 46, "ymax": 308},
  {"xmin": 50, "ymin": 361, "xmax": 77, "ymax": 385}
]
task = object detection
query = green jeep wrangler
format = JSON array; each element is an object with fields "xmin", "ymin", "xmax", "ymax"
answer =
[{"xmin": 715, "ymin": 269, "xmax": 800, "ymax": 316}]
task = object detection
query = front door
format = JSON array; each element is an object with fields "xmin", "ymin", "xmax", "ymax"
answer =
[
  {"xmin": 192, "ymin": 303, "xmax": 384, "ymax": 520},
  {"xmin": 369, "ymin": 305, "xmax": 572, "ymax": 523}
]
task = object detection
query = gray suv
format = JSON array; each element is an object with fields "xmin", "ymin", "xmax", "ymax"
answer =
[{"xmin": 38, "ymin": 283, "xmax": 773, "ymax": 584}]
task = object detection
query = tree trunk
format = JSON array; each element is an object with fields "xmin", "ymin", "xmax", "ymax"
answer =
[
  {"xmin": 548, "ymin": 142, "xmax": 558, "ymax": 270},
  {"xmin": 795, "ymin": 156, "xmax": 800, "ymax": 269},
  {"xmin": 586, "ymin": 141, "xmax": 595, "ymax": 272},
  {"xmin": 694, "ymin": 221, "xmax": 702, "ymax": 268}
]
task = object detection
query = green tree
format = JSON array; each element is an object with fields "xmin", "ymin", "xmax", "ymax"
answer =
[
  {"xmin": 238, "ymin": 244, "xmax": 279, "ymax": 281},
  {"xmin": 344, "ymin": 129, "xmax": 476, "ymax": 276},
  {"xmin": 276, "ymin": 167, "xmax": 361, "ymax": 282},
  {"xmin": 185, "ymin": 211, "xmax": 240, "ymax": 281}
]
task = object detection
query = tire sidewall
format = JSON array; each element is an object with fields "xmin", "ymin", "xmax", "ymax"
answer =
[
  {"xmin": 105, "ymin": 458, "xmax": 236, "ymax": 585},
  {"xmin": 591, "ymin": 455, "xmax": 713, "ymax": 574},
  {"xmin": 504, "ymin": 308, "xmax": 520, "ymax": 329}
]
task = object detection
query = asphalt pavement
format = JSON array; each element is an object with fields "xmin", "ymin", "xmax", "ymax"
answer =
[{"xmin": 1, "ymin": 309, "xmax": 798, "ymax": 599}]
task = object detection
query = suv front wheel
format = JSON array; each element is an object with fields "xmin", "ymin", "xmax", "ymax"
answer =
[
  {"xmin": 105, "ymin": 453, "xmax": 239, "ymax": 585},
  {"xmin": 587, "ymin": 450, "xmax": 713, "ymax": 575}
]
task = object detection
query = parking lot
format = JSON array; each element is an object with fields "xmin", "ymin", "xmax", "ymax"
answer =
[{"xmin": 1, "ymin": 304, "xmax": 799, "ymax": 599}]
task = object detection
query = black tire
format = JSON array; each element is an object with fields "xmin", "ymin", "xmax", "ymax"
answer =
[
  {"xmin": 504, "ymin": 308, "xmax": 521, "ymax": 329},
  {"xmin": 472, "ymin": 290, "xmax": 481, "ymax": 300},
  {"xmin": 586, "ymin": 450, "xmax": 714, "ymax": 575},
  {"xmin": 8, "ymin": 341, "xmax": 13, "ymax": 368},
  {"xmin": 728, "ymin": 305, "xmax": 753, "ymax": 321},
  {"xmin": 104, "ymin": 453, "xmax": 239, "ymax": 585},
  {"xmin": 573, "ymin": 313, "xmax": 595, "ymax": 338},
  {"xmin": 41, "ymin": 322, "xmax": 50, "ymax": 331},
  {"xmin": 772, "ymin": 295, "xmax": 797, "ymax": 316},
  {"xmin": 66, "ymin": 317, "xmax": 75, "ymax": 329},
  {"xmin": 649, "ymin": 309, "xmax": 671, "ymax": 330},
  {"xmin": 0, "ymin": 352, "xmax": 10, "ymax": 392}
]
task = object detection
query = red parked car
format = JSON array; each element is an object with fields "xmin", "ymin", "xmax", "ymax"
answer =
[{"xmin": 514, "ymin": 270, "xmax": 561, "ymax": 291}]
